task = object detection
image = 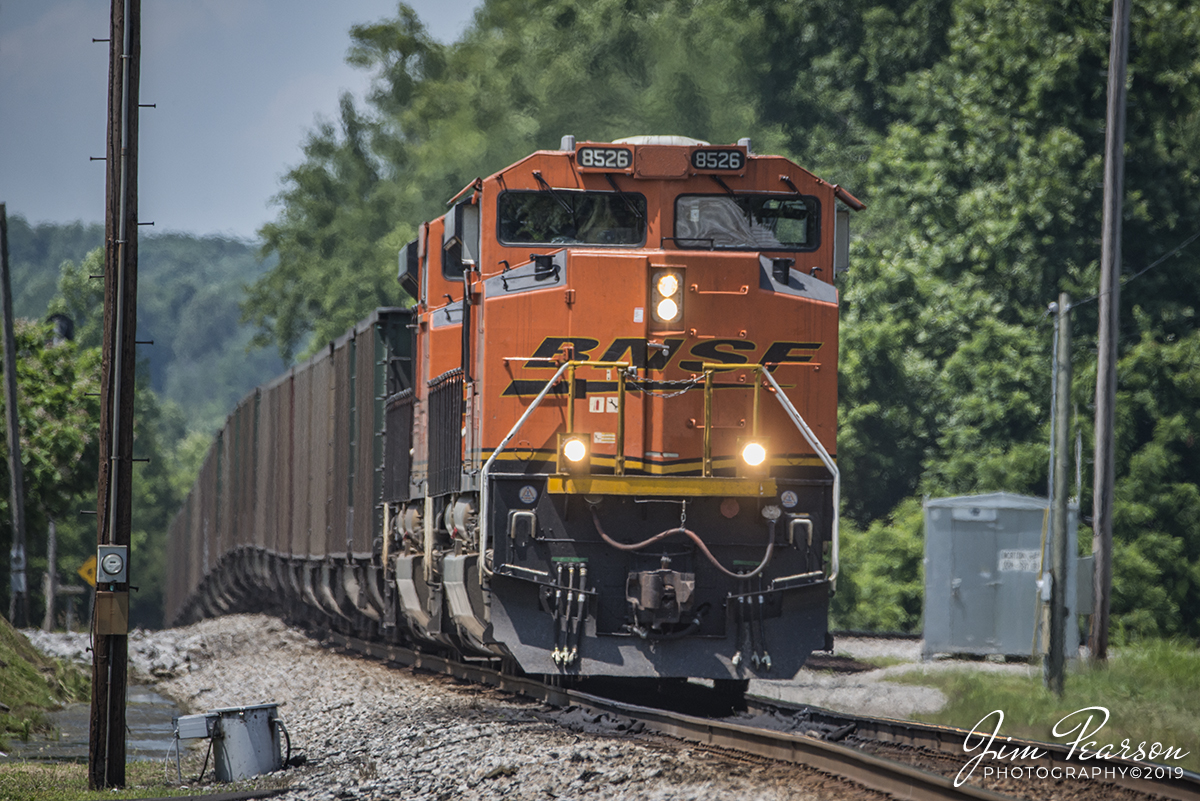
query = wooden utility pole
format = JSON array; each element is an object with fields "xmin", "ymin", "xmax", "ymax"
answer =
[
  {"xmin": 1091, "ymin": 0, "xmax": 1130, "ymax": 663},
  {"xmin": 0, "ymin": 204, "xmax": 29, "ymax": 628},
  {"xmin": 89, "ymin": 0, "xmax": 139, "ymax": 788},
  {"xmin": 1047, "ymin": 293, "xmax": 1071, "ymax": 695},
  {"xmin": 42, "ymin": 521, "xmax": 57, "ymax": 630}
]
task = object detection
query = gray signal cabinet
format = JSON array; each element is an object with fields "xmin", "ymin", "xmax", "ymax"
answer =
[{"xmin": 923, "ymin": 493, "xmax": 1079, "ymax": 659}]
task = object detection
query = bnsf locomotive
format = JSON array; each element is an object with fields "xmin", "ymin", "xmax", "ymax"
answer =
[{"xmin": 166, "ymin": 135, "xmax": 862, "ymax": 682}]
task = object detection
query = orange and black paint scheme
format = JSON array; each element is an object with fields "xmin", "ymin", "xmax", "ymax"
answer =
[{"xmin": 387, "ymin": 135, "xmax": 863, "ymax": 679}]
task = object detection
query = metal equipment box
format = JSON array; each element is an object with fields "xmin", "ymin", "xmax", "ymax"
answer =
[
  {"xmin": 923, "ymin": 493, "xmax": 1079, "ymax": 659},
  {"xmin": 211, "ymin": 703, "xmax": 285, "ymax": 782},
  {"xmin": 175, "ymin": 712, "xmax": 217, "ymax": 740}
]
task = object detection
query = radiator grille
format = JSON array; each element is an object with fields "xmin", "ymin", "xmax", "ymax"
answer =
[
  {"xmin": 427, "ymin": 369, "xmax": 463, "ymax": 497},
  {"xmin": 383, "ymin": 389, "xmax": 414, "ymax": 502}
]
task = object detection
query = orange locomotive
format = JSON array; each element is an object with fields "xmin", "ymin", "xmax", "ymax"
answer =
[
  {"xmin": 390, "ymin": 135, "xmax": 861, "ymax": 679},
  {"xmin": 166, "ymin": 135, "xmax": 862, "ymax": 684}
]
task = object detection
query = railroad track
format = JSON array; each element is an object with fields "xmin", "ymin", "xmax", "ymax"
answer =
[
  {"xmin": 741, "ymin": 698, "xmax": 1200, "ymax": 801},
  {"xmin": 325, "ymin": 631, "xmax": 984, "ymax": 800},
  {"xmin": 321, "ymin": 629, "xmax": 1200, "ymax": 801}
]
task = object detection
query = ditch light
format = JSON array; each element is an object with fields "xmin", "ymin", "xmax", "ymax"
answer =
[{"xmin": 557, "ymin": 433, "xmax": 590, "ymax": 474}]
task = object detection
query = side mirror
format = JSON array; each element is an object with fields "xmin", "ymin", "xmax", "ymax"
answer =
[
  {"xmin": 833, "ymin": 206, "xmax": 851, "ymax": 276},
  {"xmin": 399, "ymin": 239, "xmax": 419, "ymax": 297},
  {"xmin": 443, "ymin": 200, "xmax": 481, "ymax": 278}
]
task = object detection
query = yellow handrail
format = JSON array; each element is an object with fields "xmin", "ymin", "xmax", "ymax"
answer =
[{"xmin": 561, "ymin": 360, "xmax": 632, "ymax": 476}]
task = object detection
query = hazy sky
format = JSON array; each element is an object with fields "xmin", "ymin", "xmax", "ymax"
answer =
[{"xmin": 0, "ymin": 0, "xmax": 481, "ymax": 240}]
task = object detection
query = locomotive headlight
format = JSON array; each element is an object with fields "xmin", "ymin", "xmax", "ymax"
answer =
[
  {"xmin": 650, "ymin": 269, "xmax": 684, "ymax": 326},
  {"xmin": 741, "ymin": 441, "xmax": 767, "ymax": 467},
  {"xmin": 655, "ymin": 297, "xmax": 679, "ymax": 321}
]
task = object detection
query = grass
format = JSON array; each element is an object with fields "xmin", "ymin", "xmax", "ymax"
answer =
[
  {"xmin": 0, "ymin": 617, "xmax": 90, "ymax": 752},
  {"xmin": 886, "ymin": 638, "xmax": 1200, "ymax": 772},
  {"xmin": 0, "ymin": 619, "xmax": 293, "ymax": 800},
  {"xmin": 0, "ymin": 757, "xmax": 292, "ymax": 801}
]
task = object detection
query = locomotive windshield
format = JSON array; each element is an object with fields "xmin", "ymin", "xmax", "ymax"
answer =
[
  {"xmin": 498, "ymin": 190, "xmax": 646, "ymax": 246},
  {"xmin": 674, "ymin": 194, "xmax": 819, "ymax": 251}
]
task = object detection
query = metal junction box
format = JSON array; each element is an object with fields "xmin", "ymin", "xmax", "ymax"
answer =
[{"xmin": 923, "ymin": 493, "xmax": 1079, "ymax": 659}]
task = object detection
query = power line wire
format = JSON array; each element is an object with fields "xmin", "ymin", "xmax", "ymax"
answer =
[{"xmin": 1072, "ymin": 229, "xmax": 1200, "ymax": 309}]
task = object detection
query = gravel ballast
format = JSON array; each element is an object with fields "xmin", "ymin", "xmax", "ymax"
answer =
[{"xmin": 27, "ymin": 615, "xmax": 888, "ymax": 801}]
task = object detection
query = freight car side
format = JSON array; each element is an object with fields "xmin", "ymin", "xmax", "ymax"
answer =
[{"xmin": 165, "ymin": 309, "xmax": 412, "ymax": 629}]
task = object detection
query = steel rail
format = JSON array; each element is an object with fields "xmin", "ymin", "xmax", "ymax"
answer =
[
  {"xmin": 323, "ymin": 632, "xmax": 1017, "ymax": 801},
  {"xmin": 744, "ymin": 697, "xmax": 1200, "ymax": 801}
]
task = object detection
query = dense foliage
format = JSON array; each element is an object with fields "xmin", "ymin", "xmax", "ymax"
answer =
[{"xmin": 0, "ymin": 319, "xmax": 101, "ymax": 625}]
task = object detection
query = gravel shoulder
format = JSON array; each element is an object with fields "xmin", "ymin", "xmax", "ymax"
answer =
[{"xmin": 750, "ymin": 636, "xmax": 1037, "ymax": 720}]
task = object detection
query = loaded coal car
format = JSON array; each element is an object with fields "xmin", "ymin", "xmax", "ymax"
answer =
[{"xmin": 166, "ymin": 135, "xmax": 862, "ymax": 685}]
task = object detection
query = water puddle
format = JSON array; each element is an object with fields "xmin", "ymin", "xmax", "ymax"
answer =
[{"xmin": 1, "ymin": 685, "xmax": 182, "ymax": 762}]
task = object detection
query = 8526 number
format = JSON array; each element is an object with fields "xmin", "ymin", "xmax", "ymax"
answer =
[
  {"xmin": 691, "ymin": 149, "xmax": 745, "ymax": 171},
  {"xmin": 578, "ymin": 147, "xmax": 632, "ymax": 169}
]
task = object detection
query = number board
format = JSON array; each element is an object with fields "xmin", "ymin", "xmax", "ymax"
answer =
[
  {"xmin": 576, "ymin": 146, "xmax": 633, "ymax": 171},
  {"xmin": 691, "ymin": 148, "xmax": 745, "ymax": 172}
]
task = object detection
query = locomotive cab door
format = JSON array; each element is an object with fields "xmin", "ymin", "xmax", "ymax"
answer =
[
  {"xmin": 443, "ymin": 198, "xmax": 481, "ymax": 382},
  {"xmin": 442, "ymin": 198, "xmax": 483, "ymax": 489}
]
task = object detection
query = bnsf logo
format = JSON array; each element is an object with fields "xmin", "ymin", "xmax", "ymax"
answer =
[
  {"xmin": 500, "ymin": 337, "xmax": 822, "ymax": 396},
  {"xmin": 520, "ymin": 336, "xmax": 820, "ymax": 372}
]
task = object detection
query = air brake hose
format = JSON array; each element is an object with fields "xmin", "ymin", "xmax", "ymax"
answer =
[{"xmin": 590, "ymin": 507, "xmax": 776, "ymax": 579}]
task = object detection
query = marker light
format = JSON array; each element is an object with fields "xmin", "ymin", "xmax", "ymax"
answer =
[
  {"xmin": 656, "ymin": 273, "xmax": 679, "ymax": 297},
  {"xmin": 741, "ymin": 441, "xmax": 767, "ymax": 467},
  {"xmin": 563, "ymin": 437, "xmax": 588, "ymax": 462},
  {"xmin": 656, "ymin": 298, "xmax": 679, "ymax": 321}
]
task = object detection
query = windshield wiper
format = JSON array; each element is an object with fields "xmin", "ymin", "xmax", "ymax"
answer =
[
  {"xmin": 532, "ymin": 170, "xmax": 574, "ymax": 216},
  {"xmin": 709, "ymin": 175, "xmax": 737, "ymax": 197},
  {"xmin": 604, "ymin": 173, "xmax": 644, "ymax": 220}
]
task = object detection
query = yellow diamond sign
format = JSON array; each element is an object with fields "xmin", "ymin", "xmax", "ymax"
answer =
[{"xmin": 78, "ymin": 555, "xmax": 97, "ymax": 587}]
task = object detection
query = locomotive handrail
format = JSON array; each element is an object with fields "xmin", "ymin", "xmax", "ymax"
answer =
[
  {"xmin": 481, "ymin": 358, "xmax": 838, "ymax": 588},
  {"xmin": 479, "ymin": 359, "xmax": 573, "ymax": 580},
  {"xmin": 699, "ymin": 362, "xmax": 839, "ymax": 588},
  {"xmin": 760, "ymin": 367, "xmax": 840, "ymax": 588},
  {"xmin": 563, "ymin": 360, "xmax": 632, "ymax": 476},
  {"xmin": 479, "ymin": 358, "xmax": 634, "ymax": 579}
]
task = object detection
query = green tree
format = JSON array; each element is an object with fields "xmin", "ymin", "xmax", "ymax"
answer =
[
  {"xmin": 4, "ymin": 216, "xmax": 103, "ymax": 319},
  {"xmin": 43, "ymin": 253, "xmax": 192, "ymax": 627},
  {"xmin": 838, "ymin": 0, "xmax": 1200, "ymax": 637},
  {"xmin": 831, "ymin": 497, "xmax": 925, "ymax": 632},
  {"xmin": 0, "ymin": 321, "xmax": 101, "ymax": 619}
]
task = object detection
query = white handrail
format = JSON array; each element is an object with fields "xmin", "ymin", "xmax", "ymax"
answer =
[
  {"xmin": 478, "ymin": 361, "xmax": 572, "ymax": 580},
  {"xmin": 761, "ymin": 369, "xmax": 840, "ymax": 588}
]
